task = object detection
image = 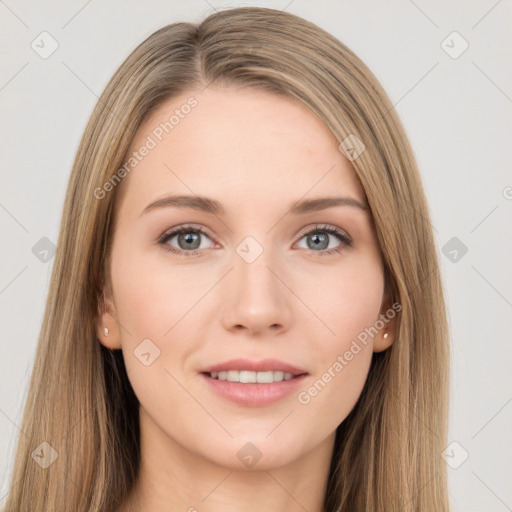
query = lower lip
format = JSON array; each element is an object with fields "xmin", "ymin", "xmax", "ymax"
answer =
[{"xmin": 200, "ymin": 373, "xmax": 308, "ymax": 407}]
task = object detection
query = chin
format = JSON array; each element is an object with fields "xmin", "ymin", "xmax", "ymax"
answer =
[{"xmin": 198, "ymin": 434, "xmax": 307, "ymax": 472}]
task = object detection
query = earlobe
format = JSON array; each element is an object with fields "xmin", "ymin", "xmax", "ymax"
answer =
[
  {"xmin": 373, "ymin": 287, "xmax": 398, "ymax": 353},
  {"xmin": 373, "ymin": 329, "xmax": 394, "ymax": 353},
  {"xmin": 95, "ymin": 289, "xmax": 122, "ymax": 350}
]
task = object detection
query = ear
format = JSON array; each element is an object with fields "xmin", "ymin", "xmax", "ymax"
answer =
[
  {"xmin": 95, "ymin": 284, "xmax": 122, "ymax": 350},
  {"xmin": 373, "ymin": 287, "xmax": 399, "ymax": 353}
]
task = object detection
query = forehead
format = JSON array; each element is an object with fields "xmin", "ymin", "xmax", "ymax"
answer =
[{"xmin": 118, "ymin": 86, "xmax": 366, "ymax": 217}]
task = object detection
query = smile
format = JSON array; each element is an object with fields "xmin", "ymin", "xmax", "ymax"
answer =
[{"xmin": 206, "ymin": 370, "xmax": 299, "ymax": 383}]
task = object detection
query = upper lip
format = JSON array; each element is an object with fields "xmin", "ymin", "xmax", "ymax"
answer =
[{"xmin": 200, "ymin": 358, "xmax": 308, "ymax": 376}]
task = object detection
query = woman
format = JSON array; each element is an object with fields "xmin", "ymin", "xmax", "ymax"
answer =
[{"xmin": 3, "ymin": 6, "xmax": 450, "ymax": 511}]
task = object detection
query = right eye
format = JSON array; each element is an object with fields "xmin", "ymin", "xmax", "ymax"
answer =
[{"xmin": 158, "ymin": 224, "xmax": 217, "ymax": 257}]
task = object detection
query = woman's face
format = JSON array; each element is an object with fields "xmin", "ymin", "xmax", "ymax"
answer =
[{"xmin": 98, "ymin": 85, "xmax": 394, "ymax": 470}]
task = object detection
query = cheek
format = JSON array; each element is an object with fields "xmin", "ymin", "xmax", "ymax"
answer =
[
  {"xmin": 109, "ymin": 247, "xmax": 199, "ymax": 408},
  {"xmin": 110, "ymin": 247, "xmax": 203, "ymax": 343},
  {"xmin": 302, "ymin": 251, "xmax": 384, "ymax": 347},
  {"xmin": 296, "ymin": 340, "xmax": 373, "ymax": 438},
  {"xmin": 294, "ymin": 254, "xmax": 383, "ymax": 413}
]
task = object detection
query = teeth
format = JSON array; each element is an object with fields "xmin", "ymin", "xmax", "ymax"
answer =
[{"xmin": 209, "ymin": 370, "xmax": 295, "ymax": 383}]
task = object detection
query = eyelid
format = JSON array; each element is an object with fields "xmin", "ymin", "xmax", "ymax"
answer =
[
  {"xmin": 157, "ymin": 223, "xmax": 218, "ymax": 244},
  {"xmin": 295, "ymin": 223, "xmax": 352, "ymax": 244}
]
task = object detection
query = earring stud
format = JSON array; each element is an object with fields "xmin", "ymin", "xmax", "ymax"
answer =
[
  {"xmin": 104, "ymin": 327, "xmax": 109, "ymax": 337},
  {"xmin": 383, "ymin": 332, "xmax": 388, "ymax": 340}
]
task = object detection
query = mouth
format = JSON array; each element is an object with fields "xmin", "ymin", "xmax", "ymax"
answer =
[
  {"xmin": 202, "ymin": 370, "xmax": 308, "ymax": 384},
  {"xmin": 199, "ymin": 369, "xmax": 309, "ymax": 407}
]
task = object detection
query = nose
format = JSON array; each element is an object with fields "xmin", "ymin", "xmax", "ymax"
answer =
[{"xmin": 221, "ymin": 247, "xmax": 292, "ymax": 337}]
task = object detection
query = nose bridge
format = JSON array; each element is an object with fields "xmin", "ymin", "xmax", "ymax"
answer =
[
  {"xmin": 234, "ymin": 235, "xmax": 280, "ymax": 305},
  {"xmin": 221, "ymin": 234, "xmax": 291, "ymax": 333}
]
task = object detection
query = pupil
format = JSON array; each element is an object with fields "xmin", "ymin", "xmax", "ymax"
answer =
[
  {"xmin": 179, "ymin": 231, "xmax": 200, "ymax": 250},
  {"xmin": 309, "ymin": 233, "xmax": 328, "ymax": 250}
]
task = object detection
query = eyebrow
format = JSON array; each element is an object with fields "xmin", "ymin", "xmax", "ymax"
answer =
[{"xmin": 139, "ymin": 194, "xmax": 369, "ymax": 218}]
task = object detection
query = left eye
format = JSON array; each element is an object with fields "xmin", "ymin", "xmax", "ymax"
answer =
[{"xmin": 296, "ymin": 225, "xmax": 351, "ymax": 254}]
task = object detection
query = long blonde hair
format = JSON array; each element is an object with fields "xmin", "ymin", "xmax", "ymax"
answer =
[{"xmin": 3, "ymin": 7, "xmax": 450, "ymax": 511}]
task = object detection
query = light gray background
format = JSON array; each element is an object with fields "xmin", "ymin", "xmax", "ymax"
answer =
[{"xmin": 1, "ymin": 1, "xmax": 511, "ymax": 510}]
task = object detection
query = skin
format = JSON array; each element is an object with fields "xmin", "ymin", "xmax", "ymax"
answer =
[{"xmin": 96, "ymin": 85, "xmax": 396, "ymax": 512}]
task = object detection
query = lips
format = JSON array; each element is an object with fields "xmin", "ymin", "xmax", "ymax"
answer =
[
  {"xmin": 199, "ymin": 363, "xmax": 309, "ymax": 407},
  {"xmin": 199, "ymin": 358, "xmax": 308, "ymax": 377}
]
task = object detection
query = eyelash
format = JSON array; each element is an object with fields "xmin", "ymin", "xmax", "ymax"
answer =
[{"xmin": 157, "ymin": 223, "xmax": 352, "ymax": 258}]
